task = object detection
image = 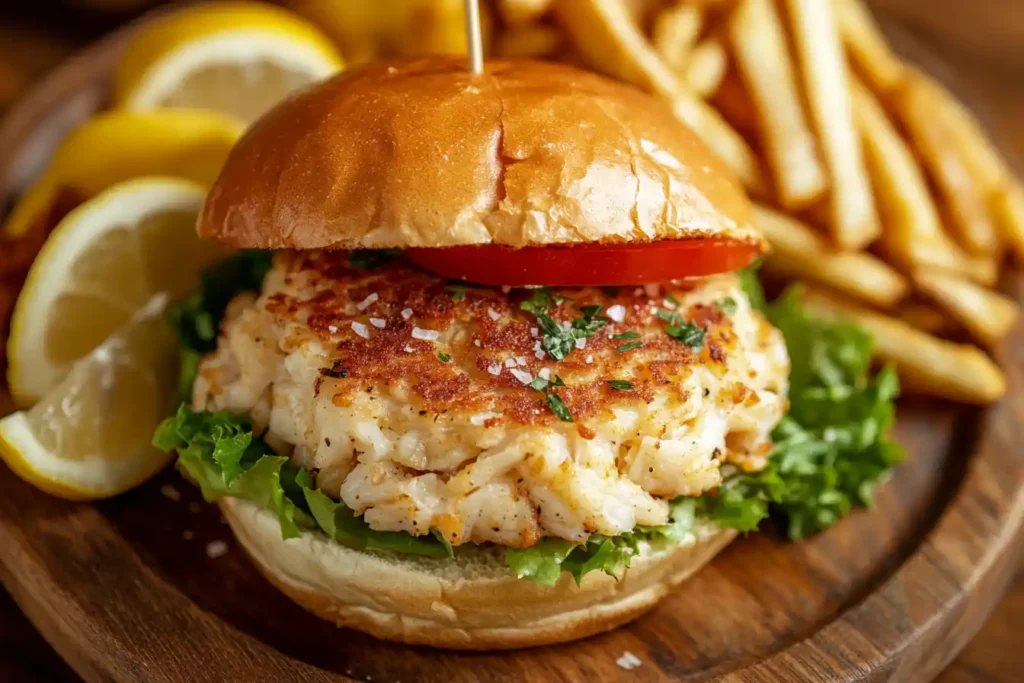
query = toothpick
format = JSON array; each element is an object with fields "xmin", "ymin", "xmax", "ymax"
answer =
[{"xmin": 464, "ymin": 0, "xmax": 484, "ymax": 75}]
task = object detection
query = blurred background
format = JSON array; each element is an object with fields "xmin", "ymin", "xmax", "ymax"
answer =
[
  {"xmin": 0, "ymin": 1, "xmax": 1021, "ymax": 682},
  {"xmin": 1, "ymin": 1, "xmax": 1022, "ymax": 121}
]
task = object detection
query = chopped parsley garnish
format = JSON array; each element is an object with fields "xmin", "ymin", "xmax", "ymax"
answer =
[
  {"xmin": 658, "ymin": 303, "xmax": 707, "ymax": 351},
  {"xmin": 607, "ymin": 380, "xmax": 634, "ymax": 391},
  {"xmin": 666, "ymin": 319, "xmax": 707, "ymax": 350},
  {"xmin": 545, "ymin": 393, "xmax": 573, "ymax": 422},
  {"xmin": 520, "ymin": 287, "xmax": 570, "ymax": 313},
  {"xmin": 528, "ymin": 374, "xmax": 565, "ymax": 391},
  {"xmin": 519, "ymin": 290, "xmax": 607, "ymax": 361},
  {"xmin": 529, "ymin": 374, "xmax": 572, "ymax": 421},
  {"xmin": 718, "ymin": 296, "xmax": 738, "ymax": 315},
  {"xmin": 611, "ymin": 331, "xmax": 640, "ymax": 340},
  {"xmin": 438, "ymin": 353, "xmax": 452, "ymax": 363},
  {"xmin": 616, "ymin": 341, "xmax": 644, "ymax": 353},
  {"xmin": 445, "ymin": 284, "xmax": 469, "ymax": 301},
  {"xmin": 348, "ymin": 249, "xmax": 402, "ymax": 270}
]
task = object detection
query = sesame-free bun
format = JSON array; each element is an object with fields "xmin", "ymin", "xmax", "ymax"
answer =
[
  {"xmin": 219, "ymin": 498, "xmax": 736, "ymax": 649},
  {"xmin": 199, "ymin": 57, "xmax": 760, "ymax": 250}
]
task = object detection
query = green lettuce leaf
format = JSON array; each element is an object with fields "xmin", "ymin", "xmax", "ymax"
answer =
[
  {"xmin": 505, "ymin": 496, "xmax": 702, "ymax": 586},
  {"xmin": 167, "ymin": 250, "xmax": 274, "ymax": 400},
  {"xmin": 153, "ymin": 405, "xmax": 449, "ymax": 556},
  {"xmin": 700, "ymin": 287, "xmax": 904, "ymax": 539}
]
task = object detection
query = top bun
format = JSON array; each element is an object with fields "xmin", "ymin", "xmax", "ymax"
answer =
[{"xmin": 199, "ymin": 57, "xmax": 760, "ymax": 250}]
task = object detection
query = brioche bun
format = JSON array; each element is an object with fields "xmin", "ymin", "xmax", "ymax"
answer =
[
  {"xmin": 199, "ymin": 57, "xmax": 760, "ymax": 251},
  {"xmin": 219, "ymin": 498, "xmax": 736, "ymax": 649}
]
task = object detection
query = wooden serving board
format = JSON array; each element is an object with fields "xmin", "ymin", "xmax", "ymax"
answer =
[{"xmin": 0, "ymin": 15, "xmax": 1022, "ymax": 683}]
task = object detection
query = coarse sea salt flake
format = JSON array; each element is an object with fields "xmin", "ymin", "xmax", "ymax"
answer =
[
  {"xmin": 369, "ymin": 317, "xmax": 386, "ymax": 329},
  {"xmin": 616, "ymin": 651, "xmax": 642, "ymax": 671},
  {"xmin": 328, "ymin": 324, "xmax": 339, "ymax": 333},
  {"xmin": 606, "ymin": 304, "xmax": 626, "ymax": 322},
  {"xmin": 404, "ymin": 345, "xmax": 415, "ymax": 352},
  {"xmin": 488, "ymin": 308, "xmax": 501, "ymax": 321},
  {"xmin": 401, "ymin": 308, "xmax": 414, "ymax": 320},
  {"xmin": 538, "ymin": 368, "xmax": 551, "ymax": 380},
  {"xmin": 206, "ymin": 541, "xmax": 229, "ymax": 559},
  {"xmin": 509, "ymin": 368, "xmax": 533, "ymax": 384},
  {"xmin": 356, "ymin": 292, "xmax": 378, "ymax": 311},
  {"xmin": 351, "ymin": 321, "xmax": 370, "ymax": 339},
  {"xmin": 586, "ymin": 355, "xmax": 594, "ymax": 364},
  {"xmin": 412, "ymin": 327, "xmax": 439, "ymax": 341},
  {"xmin": 505, "ymin": 358, "xmax": 517, "ymax": 368},
  {"xmin": 487, "ymin": 363, "xmax": 502, "ymax": 376},
  {"xmin": 575, "ymin": 337, "xmax": 586, "ymax": 349},
  {"xmin": 515, "ymin": 356, "xmax": 527, "ymax": 366}
]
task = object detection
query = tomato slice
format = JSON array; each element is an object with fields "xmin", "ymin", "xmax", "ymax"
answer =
[{"xmin": 405, "ymin": 239, "xmax": 760, "ymax": 286}]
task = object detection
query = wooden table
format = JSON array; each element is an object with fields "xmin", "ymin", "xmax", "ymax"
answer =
[{"xmin": 0, "ymin": 3, "xmax": 1020, "ymax": 681}]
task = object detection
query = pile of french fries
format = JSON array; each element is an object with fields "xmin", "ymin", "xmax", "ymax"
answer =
[{"xmin": 480, "ymin": 0, "xmax": 1021, "ymax": 405}]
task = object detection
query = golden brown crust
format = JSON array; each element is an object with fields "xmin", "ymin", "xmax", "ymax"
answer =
[
  {"xmin": 199, "ymin": 57, "xmax": 761, "ymax": 250},
  {"xmin": 220, "ymin": 497, "xmax": 736, "ymax": 649},
  {"xmin": 252, "ymin": 250, "xmax": 782, "ymax": 429}
]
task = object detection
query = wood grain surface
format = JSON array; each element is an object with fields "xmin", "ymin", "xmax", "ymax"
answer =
[{"xmin": 0, "ymin": 3, "xmax": 1021, "ymax": 682}]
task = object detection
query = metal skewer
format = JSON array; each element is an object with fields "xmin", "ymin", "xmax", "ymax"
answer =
[{"xmin": 464, "ymin": 0, "xmax": 484, "ymax": 75}]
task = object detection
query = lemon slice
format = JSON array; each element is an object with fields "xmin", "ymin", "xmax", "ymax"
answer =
[
  {"xmin": 1, "ymin": 109, "xmax": 241, "ymax": 240},
  {"xmin": 113, "ymin": 1, "xmax": 344, "ymax": 123},
  {"xmin": 7, "ymin": 177, "xmax": 223, "ymax": 406},
  {"xmin": 0, "ymin": 295, "xmax": 177, "ymax": 500}
]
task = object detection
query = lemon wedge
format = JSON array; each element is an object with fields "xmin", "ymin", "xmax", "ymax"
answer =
[
  {"xmin": 113, "ymin": 1, "xmax": 344, "ymax": 123},
  {"xmin": 0, "ymin": 294, "xmax": 177, "ymax": 500},
  {"xmin": 7, "ymin": 177, "xmax": 224, "ymax": 406},
  {"xmin": 1, "ymin": 109, "xmax": 241, "ymax": 240}
]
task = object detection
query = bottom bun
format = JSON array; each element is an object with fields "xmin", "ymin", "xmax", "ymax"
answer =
[{"xmin": 219, "ymin": 498, "xmax": 736, "ymax": 650}]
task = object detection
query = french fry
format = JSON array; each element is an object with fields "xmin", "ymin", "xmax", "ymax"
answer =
[
  {"xmin": 754, "ymin": 204, "xmax": 908, "ymax": 308},
  {"xmin": 668, "ymin": 96, "xmax": 770, "ymax": 197},
  {"xmin": 783, "ymin": 0, "xmax": 879, "ymax": 250},
  {"xmin": 851, "ymin": 78, "xmax": 996, "ymax": 285},
  {"xmin": 652, "ymin": 4, "xmax": 704, "ymax": 71},
  {"xmin": 993, "ymin": 182, "xmax": 1024, "ymax": 263},
  {"xmin": 799, "ymin": 288, "xmax": 1006, "ymax": 405},
  {"xmin": 912, "ymin": 269, "xmax": 1019, "ymax": 347},
  {"xmin": 938, "ymin": 84, "xmax": 1011, "ymax": 194},
  {"xmin": 497, "ymin": 0, "xmax": 553, "ymax": 24},
  {"xmin": 555, "ymin": 0, "xmax": 769, "ymax": 196},
  {"xmin": 895, "ymin": 302, "xmax": 959, "ymax": 337},
  {"xmin": 683, "ymin": 38, "xmax": 728, "ymax": 97},
  {"xmin": 729, "ymin": 0, "xmax": 827, "ymax": 209},
  {"xmin": 890, "ymin": 71, "xmax": 1000, "ymax": 254},
  {"xmin": 495, "ymin": 23, "xmax": 563, "ymax": 58},
  {"xmin": 830, "ymin": 0, "xmax": 905, "ymax": 94}
]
